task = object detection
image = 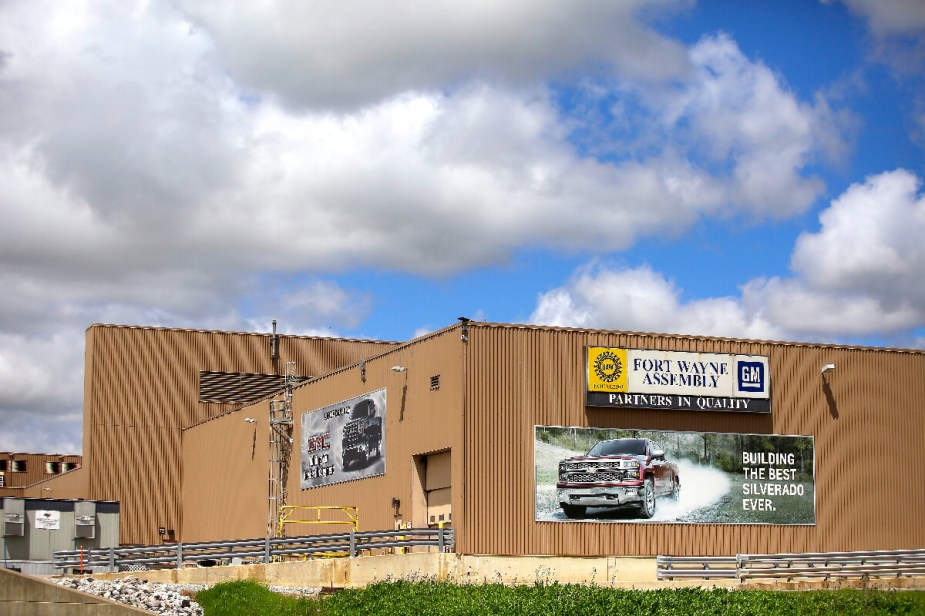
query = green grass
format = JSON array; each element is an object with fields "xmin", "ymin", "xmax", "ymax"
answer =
[
  {"xmin": 195, "ymin": 580, "xmax": 322, "ymax": 616},
  {"xmin": 197, "ymin": 580, "xmax": 925, "ymax": 616}
]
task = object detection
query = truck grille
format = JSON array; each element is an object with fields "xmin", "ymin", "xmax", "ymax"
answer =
[
  {"xmin": 568, "ymin": 472, "xmax": 622, "ymax": 483},
  {"xmin": 562, "ymin": 461, "xmax": 622, "ymax": 471},
  {"xmin": 343, "ymin": 422, "xmax": 362, "ymax": 439}
]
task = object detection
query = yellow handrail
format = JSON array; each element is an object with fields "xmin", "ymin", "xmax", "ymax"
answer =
[{"xmin": 277, "ymin": 505, "xmax": 358, "ymax": 538}]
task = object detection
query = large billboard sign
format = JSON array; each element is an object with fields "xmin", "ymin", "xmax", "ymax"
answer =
[
  {"xmin": 587, "ymin": 347, "xmax": 771, "ymax": 412},
  {"xmin": 535, "ymin": 425, "xmax": 815, "ymax": 525},
  {"xmin": 300, "ymin": 389, "xmax": 386, "ymax": 489}
]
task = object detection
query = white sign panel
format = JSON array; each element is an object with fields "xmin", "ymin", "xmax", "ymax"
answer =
[
  {"xmin": 587, "ymin": 347, "xmax": 770, "ymax": 412},
  {"xmin": 625, "ymin": 350, "xmax": 769, "ymax": 398},
  {"xmin": 35, "ymin": 510, "xmax": 60, "ymax": 530}
]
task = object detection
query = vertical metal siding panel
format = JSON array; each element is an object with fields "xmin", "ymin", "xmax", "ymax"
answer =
[
  {"xmin": 182, "ymin": 404, "xmax": 269, "ymax": 541},
  {"xmin": 84, "ymin": 324, "xmax": 401, "ymax": 545},
  {"xmin": 181, "ymin": 329, "xmax": 463, "ymax": 543},
  {"xmin": 462, "ymin": 324, "xmax": 925, "ymax": 557},
  {"xmin": 0, "ymin": 453, "xmax": 83, "ymax": 492},
  {"xmin": 82, "ymin": 327, "xmax": 96, "ymax": 464},
  {"xmin": 86, "ymin": 322, "xmax": 925, "ymax": 552}
]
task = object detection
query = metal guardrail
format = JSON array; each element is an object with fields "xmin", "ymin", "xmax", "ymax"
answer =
[
  {"xmin": 656, "ymin": 555, "xmax": 738, "ymax": 579},
  {"xmin": 658, "ymin": 549, "xmax": 925, "ymax": 581},
  {"xmin": 52, "ymin": 527, "xmax": 454, "ymax": 573},
  {"xmin": 737, "ymin": 549, "xmax": 925, "ymax": 581}
]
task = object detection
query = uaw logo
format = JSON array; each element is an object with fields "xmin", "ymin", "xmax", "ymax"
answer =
[{"xmin": 593, "ymin": 350, "xmax": 623, "ymax": 383}]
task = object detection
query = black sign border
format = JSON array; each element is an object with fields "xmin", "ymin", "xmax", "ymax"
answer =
[{"xmin": 587, "ymin": 391, "xmax": 771, "ymax": 413}]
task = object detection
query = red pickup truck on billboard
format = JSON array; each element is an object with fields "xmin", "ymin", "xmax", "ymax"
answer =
[{"xmin": 557, "ymin": 437, "xmax": 680, "ymax": 519}]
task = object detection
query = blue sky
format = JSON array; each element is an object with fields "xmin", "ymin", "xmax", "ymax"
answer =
[
  {"xmin": 1, "ymin": 0, "xmax": 923, "ymax": 453},
  {"xmin": 349, "ymin": 0, "xmax": 924, "ymax": 343}
]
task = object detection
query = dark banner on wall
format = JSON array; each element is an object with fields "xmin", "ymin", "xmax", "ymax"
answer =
[
  {"xmin": 535, "ymin": 426, "xmax": 814, "ymax": 524},
  {"xmin": 300, "ymin": 389, "xmax": 386, "ymax": 490}
]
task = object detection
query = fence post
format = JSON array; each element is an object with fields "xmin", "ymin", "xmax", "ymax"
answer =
[
  {"xmin": 438, "ymin": 526, "xmax": 444, "ymax": 552},
  {"xmin": 176, "ymin": 543, "xmax": 183, "ymax": 569},
  {"xmin": 108, "ymin": 547, "xmax": 115, "ymax": 573},
  {"xmin": 349, "ymin": 529, "xmax": 355, "ymax": 558},
  {"xmin": 264, "ymin": 536, "xmax": 271, "ymax": 563}
]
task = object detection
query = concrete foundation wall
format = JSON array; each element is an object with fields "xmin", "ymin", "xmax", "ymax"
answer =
[
  {"xmin": 90, "ymin": 552, "xmax": 925, "ymax": 592},
  {"xmin": 0, "ymin": 566, "xmax": 149, "ymax": 615},
  {"xmin": 95, "ymin": 552, "xmax": 680, "ymax": 589}
]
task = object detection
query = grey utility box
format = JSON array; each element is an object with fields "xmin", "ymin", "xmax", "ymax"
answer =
[
  {"xmin": 74, "ymin": 501, "xmax": 96, "ymax": 539},
  {"xmin": 2, "ymin": 498, "xmax": 25, "ymax": 537}
]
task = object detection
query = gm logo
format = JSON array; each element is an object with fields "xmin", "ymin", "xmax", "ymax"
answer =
[{"xmin": 737, "ymin": 361, "xmax": 765, "ymax": 392}]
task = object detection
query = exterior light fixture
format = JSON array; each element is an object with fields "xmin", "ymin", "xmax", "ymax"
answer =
[
  {"xmin": 391, "ymin": 366, "xmax": 407, "ymax": 372},
  {"xmin": 821, "ymin": 363, "xmax": 836, "ymax": 374},
  {"xmin": 244, "ymin": 417, "xmax": 256, "ymax": 423},
  {"xmin": 459, "ymin": 316, "xmax": 470, "ymax": 342}
]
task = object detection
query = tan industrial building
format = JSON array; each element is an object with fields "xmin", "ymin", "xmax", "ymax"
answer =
[
  {"xmin": 39, "ymin": 320, "xmax": 925, "ymax": 557},
  {"xmin": 0, "ymin": 453, "xmax": 82, "ymax": 499},
  {"xmin": 39, "ymin": 324, "xmax": 400, "ymax": 546}
]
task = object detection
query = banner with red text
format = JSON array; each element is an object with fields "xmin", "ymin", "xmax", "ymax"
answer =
[{"xmin": 300, "ymin": 389, "xmax": 386, "ymax": 489}]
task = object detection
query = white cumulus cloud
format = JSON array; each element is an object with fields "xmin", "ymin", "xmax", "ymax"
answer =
[
  {"xmin": 532, "ymin": 170, "xmax": 925, "ymax": 345},
  {"xmin": 531, "ymin": 262, "xmax": 783, "ymax": 340},
  {"xmin": 829, "ymin": 0, "xmax": 925, "ymax": 36},
  {"xmin": 173, "ymin": 0, "xmax": 693, "ymax": 110},
  {"xmin": 0, "ymin": 0, "xmax": 866, "ymax": 453}
]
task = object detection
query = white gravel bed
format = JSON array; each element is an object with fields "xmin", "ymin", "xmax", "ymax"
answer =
[{"xmin": 56, "ymin": 576, "xmax": 204, "ymax": 615}]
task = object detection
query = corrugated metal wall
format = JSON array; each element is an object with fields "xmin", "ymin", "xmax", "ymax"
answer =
[
  {"xmin": 22, "ymin": 467, "xmax": 88, "ymax": 500},
  {"xmin": 460, "ymin": 323, "xmax": 925, "ymax": 556},
  {"xmin": 83, "ymin": 324, "xmax": 400, "ymax": 545},
  {"xmin": 111, "ymin": 320, "xmax": 925, "ymax": 555},
  {"xmin": 182, "ymin": 408, "xmax": 268, "ymax": 541},
  {"xmin": 181, "ymin": 328, "xmax": 466, "ymax": 543},
  {"xmin": 0, "ymin": 453, "xmax": 83, "ymax": 498}
]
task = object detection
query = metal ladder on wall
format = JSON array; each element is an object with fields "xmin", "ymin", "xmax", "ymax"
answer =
[{"xmin": 268, "ymin": 361, "xmax": 296, "ymax": 538}]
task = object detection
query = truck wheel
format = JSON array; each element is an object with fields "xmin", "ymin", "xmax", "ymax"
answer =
[
  {"xmin": 669, "ymin": 478, "xmax": 680, "ymax": 500},
  {"xmin": 638, "ymin": 477, "xmax": 655, "ymax": 518},
  {"xmin": 561, "ymin": 504, "xmax": 586, "ymax": 519}
]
